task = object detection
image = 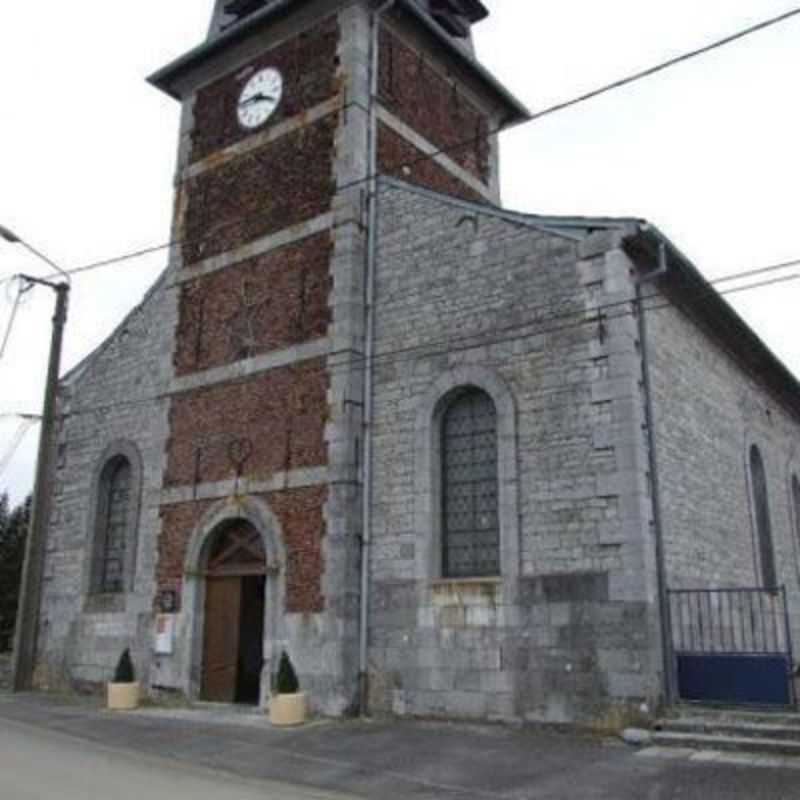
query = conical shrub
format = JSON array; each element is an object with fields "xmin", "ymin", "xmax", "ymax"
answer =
[
  {"xmin": 113, "ymin": 648, "xmax": 135, "ymax": 683},
  {"xmin": 276, "ymin": 650, "xmax": 299, "ymax": 694}
]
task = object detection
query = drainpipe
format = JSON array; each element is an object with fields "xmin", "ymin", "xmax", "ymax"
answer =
[
  {"xmin": 635, "ymin": 234, "xmax": 676, "ymax": 707},
  {"xmin": 359, "ymin": 0, "xmax": 396, "ymax": 716}
]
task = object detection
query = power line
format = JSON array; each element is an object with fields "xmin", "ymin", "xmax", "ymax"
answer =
[
  {"xmin": 320, "ymin": 250, "xmax": 800, "ymax": 371},
  {"xmin": 3, "ymin": 260, "xmax": 796, "ymax": 425},
  {"xmin": 518, "ymin": 6, "xmax": 800, "ymax": 125},
  {"xmin": 352, "ymin": 250, "xmax": 800, "ymax": 350},
  {"xmin": 0, "ymin": 416, "xmax": 38, "ymax": 479},
  {"xmin": 0, "ymin": 7, "xmax": 797, "ymax": 468},
  {"xmin": 0, "ymin": 281, "xmax": 25, "ymax": 361},
  {"xmin": 712, "ymin": 257, "xmax": 800, "ymax": 285},
  {"xmin": 1, "ymin": 6, "xmax": 798, "ymax": 290},
  {"xmin": 2, "ymin": 172, "xmax": 799, "ymax": 414},
  {"xmin": 0, "ymin": 268, "xmax": 797, "ymax": 490}
]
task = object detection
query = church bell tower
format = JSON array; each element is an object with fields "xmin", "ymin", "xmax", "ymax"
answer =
[{"xmin": 147, "ymin": 0, "xmax": 527, "ymax": 714}]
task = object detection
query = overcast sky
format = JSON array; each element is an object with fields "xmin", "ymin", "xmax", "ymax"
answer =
[{"xmin": 1, "ymin": 1, "xmax": 798, "ymax": 506}]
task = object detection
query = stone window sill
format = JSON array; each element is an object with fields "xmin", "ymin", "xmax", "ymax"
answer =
[
  {"xmin": 84, "ymin": 593, "xmax": 127, "ymax": 615},
  {"xmin": 430, "ymin": 577, "xmax": 503, "ymax": 589}
]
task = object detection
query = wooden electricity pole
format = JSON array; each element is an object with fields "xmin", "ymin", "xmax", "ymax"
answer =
[{"xmin": 12, "ymin": 276, "xmax": 69, "ymax": 691}]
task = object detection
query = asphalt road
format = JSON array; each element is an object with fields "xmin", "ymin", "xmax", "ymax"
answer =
[
  {"xmin": 0, "ymin": 717, "xmax": 357, "ymax": 800},
  {"xmin": 3, "ymin": 694, "xmax": 800, "ymax": 800}
]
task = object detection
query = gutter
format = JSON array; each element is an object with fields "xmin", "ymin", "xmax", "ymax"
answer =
[
  {"xmin": 627, "ymin": 225, "xmax": 800, "ymax": 419},
  {"xmin": 358, "ymin": 0, "xmax": 397, "ymax": 717},
  {"xmin": 633, "ymin": 235, "xmax": 676, "ymax": 707}
]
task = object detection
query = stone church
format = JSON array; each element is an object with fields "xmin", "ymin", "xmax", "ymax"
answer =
[{"xmin": 32, "ymin": 0, "xmax": 800, "ymax": 723}]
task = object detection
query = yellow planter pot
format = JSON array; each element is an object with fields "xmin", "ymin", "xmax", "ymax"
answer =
[
  {"xmin": 269, "ymin": 691, "xmax": 307, "ymax": 726},
  {"xmin": 107, "ymin": 681, "xmax": 140, "ymax": 711}
]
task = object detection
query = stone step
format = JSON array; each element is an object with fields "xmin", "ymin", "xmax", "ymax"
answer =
[
  {"xmin": 659, "ymin": 718, "xmax": 800, "ymax": 742},
  {"xmin": 666, "ymin": 705, "xmax": 800, "ymax": 727},
  {"xmin": 652, "ymin": 731, "xmax": 800, "ymax": 758}
]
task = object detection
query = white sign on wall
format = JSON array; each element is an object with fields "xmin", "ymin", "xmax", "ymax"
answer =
[{"xmin": 154, "ymin": 614, "xmax": 176, "ymax": 655}]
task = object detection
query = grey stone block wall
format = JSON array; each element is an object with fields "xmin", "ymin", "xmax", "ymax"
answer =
[
  {"xmin": 37, "ymin": 268, "xmax": 178, "ymax": 691},
  {"xmin": 644, "ymin": 288, "xmax": 800, "ymax": 646},
  {"xmin": 366, "ymin": 181, "xmax": 662, "ymax": 723},
  {"xmin": 0, "ymin": 653, "xmax": 11, "ymax": 691}
]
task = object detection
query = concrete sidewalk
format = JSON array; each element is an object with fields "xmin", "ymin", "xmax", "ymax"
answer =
[
  {"xmin": 0, "ymin": 692, "xmax": 798, "ymax": 799},
  {"xmin": 0, "ymin": 717, "xmax": 356, "ymax": 800}
]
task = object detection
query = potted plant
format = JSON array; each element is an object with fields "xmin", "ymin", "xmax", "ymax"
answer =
[
  {"xmin": 107, "ymin": 648, "xmax": 140, "ymax": 711},
  {"xmin": 269, "ymin": 651, "xmax": 307, "ymax": 726}
]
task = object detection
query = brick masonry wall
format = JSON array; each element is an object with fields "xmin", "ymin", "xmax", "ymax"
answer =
[
  {"xmin": 180, "ymin": 116, "xmax": 337, "ymax": 265},
  {"xmin": 378, "ymin": 25, "xmax": 490, "ymax": 184},
  {"xmin": 150, "ymin": 9, "xmax": 363, "ymax": 715},
  {"xmin": 157, "ymin": 486, "xmax": 326, "ymax": 614},
  {"xmin": 378, "ymin": 124, "xmax": 484, "ymax": 202},
  {"xmin": 645, "ymin": 286, "xmax": 800, "ymax": 642},
  {"xmin": 165, "ymin": 359, "xmax": 329, "ymax": 487},
  {"xmin": 191, "ymin": 17, "xmax": 340, "ymax": 163},
  {"xmin": 174, "ymin": 233, "xmax": 332, "ymax": 376},
  {"xmin": 367, "ymin": 181, "xmax": 661, "ymax": 723},
  {"xmin": 163, "ymin": 14, "xmax": 341, "ymax": 628}
]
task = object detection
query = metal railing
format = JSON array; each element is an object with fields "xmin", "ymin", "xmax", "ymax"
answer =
[{"xmin": 668, "ymin": 586, "xmax": 794, "ymax": 657}]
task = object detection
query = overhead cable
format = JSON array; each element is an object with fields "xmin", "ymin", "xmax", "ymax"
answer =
[
  {"xmin": 0, "ymin": 281, "xmax": 24, "ymax": 361},
  {"xmin": 1, "ymin": 262, "xmax": 796, "ymax": 425},
  {"xmin": 1, "ymin": 7, "xmax": 798, "ymax": 289}
]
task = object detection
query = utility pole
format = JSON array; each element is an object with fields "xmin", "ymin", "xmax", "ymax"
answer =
[{"xmin": 12, "ymin": 276, "xmax": 69, "ymax": 691}]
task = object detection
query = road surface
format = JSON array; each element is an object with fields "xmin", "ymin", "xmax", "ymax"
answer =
[{"xmin": 0, "ymin": 717, "xmax": 357, "ymax": 800}]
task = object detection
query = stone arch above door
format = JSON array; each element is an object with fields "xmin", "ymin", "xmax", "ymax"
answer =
[
  {"xmin": 205, "ymin": 520, "xmax": 267, "ymax": 577},
  {"xmin": 184, "ymin": 496, "xmax": 286, "ymax": 576}
]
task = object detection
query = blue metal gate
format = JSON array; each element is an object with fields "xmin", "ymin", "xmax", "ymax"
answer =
[{"xmin": 667, "ymin": 587, "xmax": 796, "ymax": 707}]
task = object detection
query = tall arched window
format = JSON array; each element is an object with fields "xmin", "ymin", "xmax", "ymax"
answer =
[
  {"xmin": 90, "ymin": 455, "xmax": 136, "ymax": 595},
  {"xmin": 749, "ymin": 445, "xmax": 777, "ymax": 588},
  {"xmin": 441, "ymin": 388, "xmax": 499, "ymax": 578}
]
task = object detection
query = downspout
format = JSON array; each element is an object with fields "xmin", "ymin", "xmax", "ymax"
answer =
[
  {"xmin": 635, "ymin": 235, "xmax": 677, "ymax": 707},
  {"xmin": 359, "ymin": 0, "xmax": 396, "ymax": 716}
]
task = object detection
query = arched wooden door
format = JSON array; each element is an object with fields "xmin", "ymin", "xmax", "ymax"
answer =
[{"xmin": 201, "ymin": 521, "xmax": 266, "ymax": 704}]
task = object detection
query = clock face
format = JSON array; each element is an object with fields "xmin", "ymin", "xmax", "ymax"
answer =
[{"xmin": 237, "ymin": 68, "xmax": 283, "ymax": 130}]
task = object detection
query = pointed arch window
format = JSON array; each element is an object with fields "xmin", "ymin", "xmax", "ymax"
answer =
[
  {"xmin": 749, "ymin": 445, "xmax": 777, "ymax": 588},
  {"xmin": 441, "ymin": 388, "xmax": 499, "ymax": 578}
]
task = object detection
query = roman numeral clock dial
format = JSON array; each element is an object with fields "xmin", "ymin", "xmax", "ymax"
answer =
[{"xmin": 237, "ymin": 68, "xmax": 283, "ymax": 129}]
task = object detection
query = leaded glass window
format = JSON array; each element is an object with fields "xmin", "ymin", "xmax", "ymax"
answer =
[
  {"xmin": 750, "ymin": 445, "xmax": 776, "ymax": 588},
  {"xmin": 98, "ymin": 457, "xmax": 131, "ymax": 594},
  {"xmin": 441, "ymin": 389, "xmax": 499, "ymax": 578}
]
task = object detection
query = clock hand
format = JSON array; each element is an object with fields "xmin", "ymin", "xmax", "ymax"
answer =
[{"xmin": 240, "ymin": 92, "xmax": 277, "ymax": 107}]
